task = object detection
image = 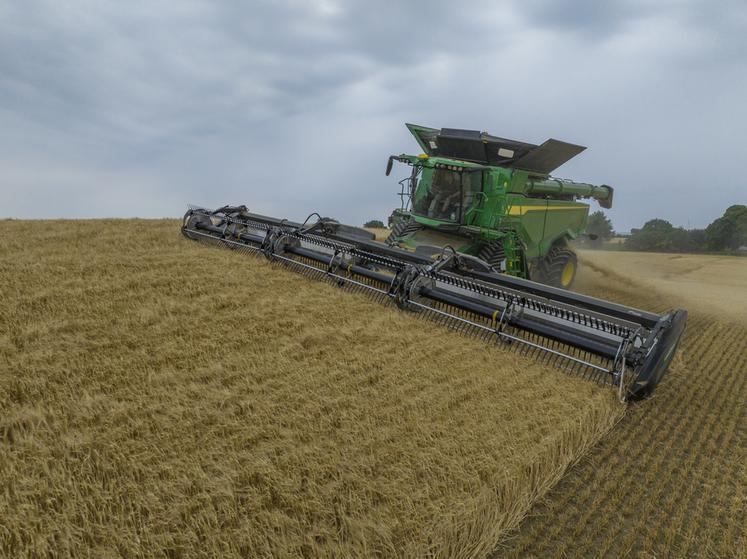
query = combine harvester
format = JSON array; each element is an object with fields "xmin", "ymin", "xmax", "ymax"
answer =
[{"xmin": 182, "ymin": 124, "xmax": 686, "ymax": 401}]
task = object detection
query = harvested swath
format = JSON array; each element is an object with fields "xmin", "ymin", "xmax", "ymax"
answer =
[
  {"xmin": 498, "ymin": 252, "xmax": 747, "ymax": 558},
  {"xmin": 0, "ymin": 219, "xmax": 622, "ymax": 558},
  {"xmin": 578, "ymin": 249, "xmax": 747, "ymax": 324}
]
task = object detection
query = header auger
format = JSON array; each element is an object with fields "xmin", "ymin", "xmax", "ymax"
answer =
[
  {"xmin": 182, "ymin": 204, "xmax": 686, "ymax": 401},
  {"xmin": 181, "ymin": 123, "xmax": 686, "ymax": 400}
]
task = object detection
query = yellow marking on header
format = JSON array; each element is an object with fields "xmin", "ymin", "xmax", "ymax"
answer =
[{"xmin": 507, "ymin": 205, "xmax": 587, "ymax": 216}]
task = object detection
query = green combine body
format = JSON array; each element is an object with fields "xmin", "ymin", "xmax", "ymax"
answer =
[{"xmin": 385, "ymin": 124, "xmax": 614, "ymax": 288}]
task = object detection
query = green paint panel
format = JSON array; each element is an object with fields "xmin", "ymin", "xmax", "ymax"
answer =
[{"xmin": 387, "ymin": 143, "xmax": 612, "ymax": 281}]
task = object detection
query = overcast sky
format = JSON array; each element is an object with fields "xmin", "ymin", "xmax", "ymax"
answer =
[{"xmin": 2, "ymin": 0, "xmax": 746, "ymax": 231}]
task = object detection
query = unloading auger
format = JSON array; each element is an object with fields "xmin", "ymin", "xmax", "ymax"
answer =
[{"xmin": 182, "ymin": 205, "xmax": 687, "ymax": 401}]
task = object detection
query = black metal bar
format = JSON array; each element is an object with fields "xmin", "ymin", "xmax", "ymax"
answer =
[
  {"xmin": 420, "ymin": 287, "xmax": 619, "ymax": 360},
  {"xmin": 464, "ymin": 270, "xmax": 660, "ymax": 328},
  {"xmin": 285, "ymin": 246, "xmax": 394, "ymax": 285},
  {"xmin": 238, "ymin": 231, "xmax": 266, "ymax": 244}
]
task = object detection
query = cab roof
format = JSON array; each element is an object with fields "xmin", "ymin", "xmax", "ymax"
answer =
[{"xmin": 406, "ymin": 123, "xmax": 586, "ymax": 175}]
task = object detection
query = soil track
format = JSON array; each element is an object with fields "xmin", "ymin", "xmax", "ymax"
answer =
[{"xmin": 498, "ymin": 252, "xmax": 747, "ymax": 558}]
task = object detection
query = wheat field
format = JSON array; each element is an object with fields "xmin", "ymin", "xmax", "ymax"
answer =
[{"xmin": 0, "ymin": 219, "xmax": 623, "ymax": 558}]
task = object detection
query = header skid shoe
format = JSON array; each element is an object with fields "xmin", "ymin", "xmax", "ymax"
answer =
[{"xmin": 182, "ymin": 205, "xmax": 687, "ymax": 401}]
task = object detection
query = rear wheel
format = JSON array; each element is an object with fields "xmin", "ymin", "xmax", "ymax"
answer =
[{"xmin": 535, "ymin": 244, "xmax": 578, "ymax": 289}]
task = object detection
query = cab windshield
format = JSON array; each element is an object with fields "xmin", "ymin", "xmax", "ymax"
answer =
[{"xmin": 413, "ymin": 168, "xmax": 482, "ymax": 222}]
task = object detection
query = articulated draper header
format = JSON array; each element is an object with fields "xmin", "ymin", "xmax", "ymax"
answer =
[{"xmin": 182, "ymin": 205, "xmax": 687, "ymax": 401}]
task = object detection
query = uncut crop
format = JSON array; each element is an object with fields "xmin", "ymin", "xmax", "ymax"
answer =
[{"xmin": 0, "ymin": 220, "xmax": 622, "ymax": 558}]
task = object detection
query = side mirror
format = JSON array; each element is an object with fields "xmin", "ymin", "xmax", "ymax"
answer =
[{"xmin": 385, "ymin": 156, "xmax": 394, "ymax": 176}]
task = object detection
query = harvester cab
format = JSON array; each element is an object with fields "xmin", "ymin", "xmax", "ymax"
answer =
[
  {"xmin": 180, "ymin": 122, "xmax": 687, "ymax": 401},
  {"xmin": 385, "ymin": 124, "xmax": 614, "ymax": 289}
]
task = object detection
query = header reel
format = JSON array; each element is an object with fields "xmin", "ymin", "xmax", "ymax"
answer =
[{"xmin": 182, "ymin": 205, "xmax": 686, "ymax": 401}]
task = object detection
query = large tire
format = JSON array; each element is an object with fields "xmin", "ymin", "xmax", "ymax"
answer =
[
  {"xmin": 477, "ymin": 241, "xmax": 506, "ymax": 270},
  {"xmin": 535, "ymin": 244, "xmax": 578, "ymax": 289},
  {"xmin": 385, "ymin": 218, "xmax": 421, "ymax": 246}
]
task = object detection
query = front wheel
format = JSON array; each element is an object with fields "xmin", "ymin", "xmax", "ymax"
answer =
[
  {"xmin": 385, "ymin": 217, "xmax": 422, "ymax": 246},
  {"xmin": 534, "ymin": 245, "xmax": 578, "ymax": 289}
]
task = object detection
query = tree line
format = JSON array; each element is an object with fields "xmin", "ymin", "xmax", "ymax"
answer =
[{"xmin": 586, "ymin": 204, "xmax": 747, "ymax": 253}]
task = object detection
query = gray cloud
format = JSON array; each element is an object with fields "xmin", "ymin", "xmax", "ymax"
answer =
[{"xmin": 1, "ymin": 0, "xmax": 745, "ymax": 231}]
